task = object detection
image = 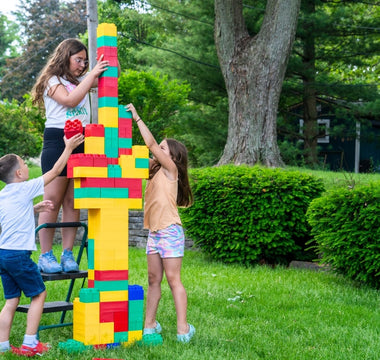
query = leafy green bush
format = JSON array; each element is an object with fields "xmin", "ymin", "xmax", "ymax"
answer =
[
  {"xmin": 118, "ymin": 69, "xmax": 190, "ymax": 145},
  {"xmin": 0, "ymin": 96, "xmax": 44, "ymax": 158},
  {"xmin": 181, "ymin": 165, "xmax": 324, "ymax": 265},
  {"xmin": 307, "ymin": 182, "xmax": 380, "ymax": 288}
]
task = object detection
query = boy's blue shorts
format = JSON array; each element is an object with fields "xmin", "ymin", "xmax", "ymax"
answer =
[{"xmin": 0, "ymin": 250, "xmax": 45, "ymax": 299}]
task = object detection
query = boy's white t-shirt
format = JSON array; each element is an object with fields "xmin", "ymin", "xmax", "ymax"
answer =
[
  {"xmin": 43, "ymin": 75, "xmax": 91, "ymax": 129},
  {"xmin": 0, "ymin": 177, "xmax": 44, "ymax": 251}
]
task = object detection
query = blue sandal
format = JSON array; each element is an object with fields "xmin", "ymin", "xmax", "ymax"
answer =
[
  {"xmin": 177, "ymin": 324, "xmax": 195, "ymax": 343},
  {"xmin": 143, "ymin": 321, "xmax": 162, "ymax": 335}
]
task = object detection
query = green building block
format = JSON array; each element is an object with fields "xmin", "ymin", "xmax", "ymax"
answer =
[
  {"xmin": 99, "ymin": 96, "xmax": 118, "ymax": 108},
  {"xmin": 88, "ymin": 239, "xmax": 94, "ymax": 269},
  {"xmin": 93, "ymin": 280, "xmax": 129, "ymax": 291},
  {"xmin": 129, "ymin": 299, "xmax": 144, "ymax": 330},
  {"xmin": 74, "ymin": 187, "xmax": 101, "ymax": 199},
  {"xmin": 119, "ymin": 105, "xmax": 132, "ymax": 119},
  {"xmin": 114, "ymin": 331, "xmax": 129, "ymax": 343},
  {"xmin": 79, "ymin": 288, "xmax": 100, "ymax": 303},
  {"xmin": 100, "ymin": 66, "xmax": 119, "ymax": 78},
  {"xmin": 129, "ymin": 300, "xmax": 144, "ymax": 315},
  {"xmin": 107, "ymin": 164, "xmax": 122, "ymax": 178},
  {"xmin": 58, "ymin": 339, "xmax": 90, "ymax": 354},
  {"xmin": 105, "ymin": 127, "xmax": 119, "ymax": 158},
  {"xmin": 101, "ymin": 187, "xmax": 128, "ymax": 198},
  {"xmin": 140, "ymin": 333, "xmax": 163, "ymax": 346},
  {"xmin": 119, "ymin": 138, "xmax": 132, "ymax": 149},
  {"xmin": 97, "ymin": 35, "xmax": 117, "ymax": 47},
  {"xmin": 105, "ymin": 147, "xmax": 119, "ymax": 158},
  {"xmin": 135, "ymin": 158, "xmax": 149, "ymax": 169}
]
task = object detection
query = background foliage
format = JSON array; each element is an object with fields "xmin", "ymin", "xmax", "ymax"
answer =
[
  {"xmin": 0, "ymin": 96, "xmax": 44, "ymax": 158},
  {"xmin": 0, "ymin": 0, "xmax": 378, "ymax": 167}
]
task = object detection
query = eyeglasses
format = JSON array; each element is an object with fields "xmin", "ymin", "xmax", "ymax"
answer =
[{"xmin": 74, "ymin": 58, "xmax": 89, "ymax": 66}]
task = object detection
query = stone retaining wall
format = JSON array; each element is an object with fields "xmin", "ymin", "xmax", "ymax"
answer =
[{"xmin": 34, "ymin": 209, "xmax": 194, "ymax": 249}]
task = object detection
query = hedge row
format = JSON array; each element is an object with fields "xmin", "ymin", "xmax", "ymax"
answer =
[
  {"xmin": 181, "ymin": 165, "xmax": 324, "ymax": 265},
  {"xmin": 307, "ymin": 182, "xmax": 380, "ymax": 288}
]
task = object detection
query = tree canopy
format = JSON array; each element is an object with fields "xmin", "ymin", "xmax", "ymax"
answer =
[
  {"xmin": 0, "ymin": 0, "xmax": 87, "ymax": 101},
  {"xmin": 0, "ymin": 0, "xmax": 378, "ymax": 168}
]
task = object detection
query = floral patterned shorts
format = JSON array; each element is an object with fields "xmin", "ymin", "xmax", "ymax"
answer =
[{"xmin": 146, "ymin": 224, "xmax": 185, "ymax": 258}]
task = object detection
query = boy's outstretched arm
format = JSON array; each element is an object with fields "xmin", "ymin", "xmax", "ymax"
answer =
[
  {"xmin": 42, "ymin": 133, "xmax": 84, "ymax": 186},
  {"xmin": 34, "ymin": 200, "xmax": 54, "ymax": 214}
]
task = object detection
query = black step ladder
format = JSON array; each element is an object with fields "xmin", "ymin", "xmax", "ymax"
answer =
[{"xmin": 16, "ymin": 222, "xmax": 88, "ymax": 334}]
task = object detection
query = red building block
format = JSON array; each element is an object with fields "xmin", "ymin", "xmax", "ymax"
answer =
[
  {"xmin": 97, "ymin": 46, "xmax": 118, "ymax": 57},
  {"xmin": 118, "ymin": 148, "xmax": 132, "ymax": 156},
  {"xmin": 114, "ymin": 311, "xmax": 128, "ymax": 332},
  {"xmin": 93, "ymin": 155, "xmax": 109, "ymax": 167},
  {"xmin": 98, "ymin": 77, "xmax": 118, "ymax": 88},
  {"xmin": 114, "ymin": 178, "xmax": 142, "ymax": 195},
  {"xmin": 81, "ymin": 178, "xmax": 115, "ymax": 188},
  {"xmin": 64, "ymin": 119, "xmax": 83, "ymax": 139},
  {"xmin": 85, "ymin": 124, "xmax": 105, "ymax": 137},
  {"xmin": 94, "ymin": 270, "xmax": 128, "ymax": 281},
  {"xmin": 98, "ymin": 86, "xmax": 118, "ymax": 98},
  {"xmin": 100, "ymin": 301, "xmax": 128, "ymax": 323},
  {"xmin": 118, "ymin": 118, "xmax": 132, "ymax": 138}
]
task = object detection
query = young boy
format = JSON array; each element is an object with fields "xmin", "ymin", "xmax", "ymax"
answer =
[{"xmin": 0, "ymin": 133, "xmax": 84, "ymax": 356}]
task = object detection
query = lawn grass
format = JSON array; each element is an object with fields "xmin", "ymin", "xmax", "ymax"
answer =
[
  {"xmin": 1, "ymin": 246, "xmax": 379, "ymax": 360},
  {"xmin": 286, "ymin": 166, "xmax": 380, "ymax": 192},
  {"xmin": 1, "ymin": 165, "xmax": 380, "ymax": 359}
]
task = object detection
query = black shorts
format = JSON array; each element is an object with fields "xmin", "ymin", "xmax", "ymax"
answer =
[{"xmin": 41, "ymin": 128, "xmax": 84, "ymax": 176}]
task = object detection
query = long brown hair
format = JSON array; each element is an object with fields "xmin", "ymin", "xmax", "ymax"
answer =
[
  {"xmin": 31, "ymin": 38, "xmax": 89, "ymax": 108},
  {"xmin": 149, "ymin": 138, "xmax": 193, "ymax": 207}
]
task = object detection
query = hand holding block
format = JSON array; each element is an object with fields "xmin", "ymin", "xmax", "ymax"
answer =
[{"xmin": 64, "ymin": 119, "xmax": 83, "ymax": 139}]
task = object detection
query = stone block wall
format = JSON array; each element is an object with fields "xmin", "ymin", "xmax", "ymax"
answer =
[{"xmin": 34, "ymin": 209, "xmax": 193, "ymax": 249}]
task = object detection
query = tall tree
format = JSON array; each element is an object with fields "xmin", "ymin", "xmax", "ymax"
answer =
[
  {"xmin": 215, "ymin": 0, "xmax": 301, "ymax": 166},
  {"xmin": 0, "ymin": 0, "xmax": 86, "ymax": 101},
  {"xmin": 99, "ymin": 0, "xmax": 229, "ymax": 166},
  {"xmin": 0, "ymin": 14, "xmax": 19, "ymax": 72},
  {"xmin": 280, "ymin": 0, "xmax": 380, "ymax": 166}
]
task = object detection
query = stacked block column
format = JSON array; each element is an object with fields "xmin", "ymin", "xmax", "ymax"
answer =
[{"xmin": 67, "ymin": 23, "xmax": 149, "ymax": 347}]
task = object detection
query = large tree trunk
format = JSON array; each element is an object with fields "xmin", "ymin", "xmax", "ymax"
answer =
[
  {"xmin": 301, "ymin": 0, "xmax": 319, "ymax": 165},
  {"xmin": 215, "ymin": 0, "xmax": 301, "ymax": 166}
]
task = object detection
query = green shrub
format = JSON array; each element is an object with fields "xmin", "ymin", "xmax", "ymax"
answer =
[
  {"xmin": 181, "ymin": 165, "xmax": 324, "ymax": 265},
  {"xmin": 307, "ymin": 182, "xmax": 380, "ymax": 288},
  {"xmin": 0, "ymin": 96, "xmax": 44, "ymax": 158}
]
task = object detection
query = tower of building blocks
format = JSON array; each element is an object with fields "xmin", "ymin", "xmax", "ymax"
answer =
[{"xmin": 65, "ymin": 23, "xmax": 149, "ymax": 348}]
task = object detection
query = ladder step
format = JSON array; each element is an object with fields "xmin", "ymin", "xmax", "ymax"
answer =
[
  {"xmin": 41, "ymin": 270, "xmax": 88, "ymax": 281},
  {"xmin": 16, "ymin": 301, "xmax": 73, "ymax": 314}
]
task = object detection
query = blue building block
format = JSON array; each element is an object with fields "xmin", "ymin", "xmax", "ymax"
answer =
[{"xmin": 129, "ymin": 285, "xmax": 144, "ymax": 300}]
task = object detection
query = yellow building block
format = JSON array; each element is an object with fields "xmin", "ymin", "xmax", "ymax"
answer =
[
  {"xmin": 74, "ymin": 198, "xmax": 115, "ymax": 209},
  {"xmin": 74, "ymin": 178, "xmax": 81, "ymax": 189},
  {"xmin": 99, "ymin": 322, "xmax": 115, "ymax": 345},
  {"xmin": 88, "ymin": 269, "xmax": 94, "ymax": 280},
  {"xmin": 73, "ymin": 299, "xmax": 99, "ymax": 322},
  {"xmin": 94, "ymin": 255, "xmax": 128, "ymax": 270},
  {"xmin": 97, "ymin": 23, "xmax": 117, "ymax": 37},
  {"xmin": 74, "ymin": 325, "xmax": 100, "ymax": 346},
  {"xmin": 99, "ymin": 107, "xmax": 118, "ymax": 127},
  {"xmin": 85, "ymin": 137, "xmax": 105, "ymax": 155},
  {"xmin": 73, "ymin": 299, "xmax": 101, "ymax": 344},
  {"xmin": 132, "ymin": 145, "xmax": 149, "ymax": 158},
  {"xmin": 114, "ymin": 198, "xmax": 143, "ymax": 209},
  {"xmin": 122, "ymin": 330, "xmax": 142, "ymax": 346},
  {"xmin": 73, "ymin": 166, "xmax": 108, "ymax": 178},
  {"xmin": 100, "ymin": 290, "xmax": 128, "ymax": 302},
  {"xmin": 118, "ymin": 154, "xmax": 134, "ymax": 171},
  {"xmin": 121, "ymin": 166, "xmax": 149, "ymax": 179}
]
